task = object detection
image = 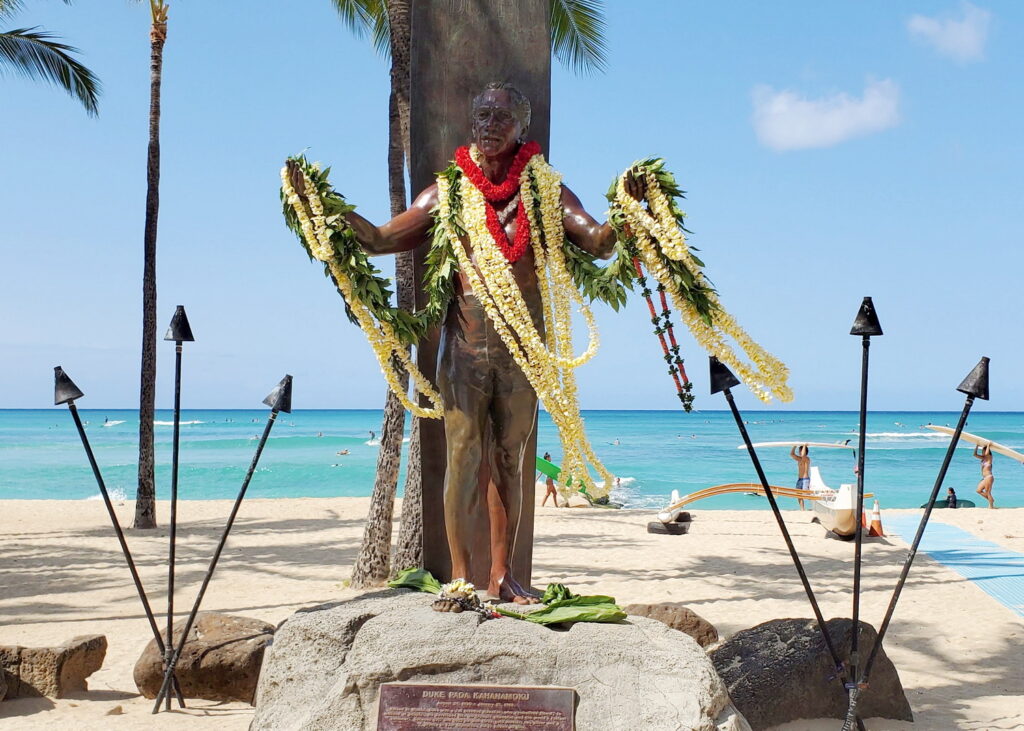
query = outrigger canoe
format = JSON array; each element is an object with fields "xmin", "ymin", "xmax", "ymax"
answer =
[
  {"xmin": 657, "ymin": 482, "xmax": 822, "ymax": 523},
  {"xmin": 807, "ymin": 466, "xmax": 873, "ymax": 539}
]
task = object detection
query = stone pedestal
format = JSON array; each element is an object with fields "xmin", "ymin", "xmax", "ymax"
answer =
[{"xmin": 252, "ymin": 589, "xmax": 749, "ymax": 730}]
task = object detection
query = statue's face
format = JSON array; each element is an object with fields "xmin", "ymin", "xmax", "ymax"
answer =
[{"xmin": 471, "ymin": 90, "xmax": 525, "ymax": 158}]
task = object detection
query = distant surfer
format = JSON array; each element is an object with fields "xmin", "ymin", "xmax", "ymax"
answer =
[
  {"xmin": 973, "ymin": 445, "xmax": 995, "ymax": 508},
  {"xmin": 336, "ymin": 449, "xmax": 350, "ymax": 456},
  {"xmin": 790, "ymin": 445, "xmax": 810, "ymax": 510},
  {"xmin": 946, "ymin": 487, "xmax": 959, "ymax": 509},
  {"xmin": 541, "ymin": 452, "xmax": 559, "ymax": 507}
]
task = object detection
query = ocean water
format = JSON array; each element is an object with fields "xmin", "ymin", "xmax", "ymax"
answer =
[{"xmin": 2, "ymin": 409, "xmax": 1022, "ymax": 510}]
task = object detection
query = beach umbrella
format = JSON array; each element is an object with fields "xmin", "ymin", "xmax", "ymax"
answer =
[
  {"xmin": 54, "ymin": 366, "xmax": 186, "ymax": 707},
  {"xmin": 151, "ymin": 375, "xmax": 293, "ymax": 713},
  {"xmin": 848, "ymin": 296, "xmax": 883, "ymax": 699},
  {"xmin": 710, "ymin": 357, "xmax": 866, "ymax": 730},
  {"xmin": 161, "ymin": 305, "xmax": 195, "ymax": 710},
  {"xmin": 844, "ymin": 357, "xmax": 990, "ymax": 731}
]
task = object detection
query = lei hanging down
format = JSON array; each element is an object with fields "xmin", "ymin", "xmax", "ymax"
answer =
[{"xmin": 280, "ymin": 144, "xmax": 792, "ymax": 499}]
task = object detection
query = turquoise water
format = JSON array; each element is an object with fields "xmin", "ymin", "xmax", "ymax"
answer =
[{"xmin": 2, "ymin": 409, "xmax": 1022, "ymax": 509}]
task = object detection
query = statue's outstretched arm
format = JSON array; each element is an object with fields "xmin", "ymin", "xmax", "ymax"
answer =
[
  {"xmin": 346, "ymin": 184, "xmax": 440, "ymax": 256},
  {"xmin": 561, "ymin": 185, "xmax": 617, "ymax": 260},
  {"xmin": 561, "ymin": 170, "xmax": 646, "ymax": 260}
]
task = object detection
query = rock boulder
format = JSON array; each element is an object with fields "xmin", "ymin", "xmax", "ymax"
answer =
[
  {"xmin": 624, "ymin": 603, "xmax": 719, "ymax": 647},
  {"xmin": 134, "ymin": 612, "xmax": 274, "ymax": 704},
  {"xmin": 252, "ymin": 589, "xmax": 749, "ymax": 731},
  {"xmin": 0, "ymin": 634, "xmax": 106, "ymax": 698},
  {"xmin": 710, "ymin": 618, "xmax": 912, "ymax": 730}
]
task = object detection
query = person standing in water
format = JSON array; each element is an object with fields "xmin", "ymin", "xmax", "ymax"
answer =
[
  {"xmin": 790, "ymin": 445, "xmax": 811, "ymax": 510},
  {"xmin": 973, "ymin": 445, "xmax": 995, "ymax": 508}
]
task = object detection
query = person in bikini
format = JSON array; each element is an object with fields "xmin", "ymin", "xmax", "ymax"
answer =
[
  {"xmin": 790, "ymin": 445, "xmax": 811, "ymax": 510},
  {"xmin": 541, "ymin": 452, "xmax": 559, "ymax": 507},
  {"xmin": 973, "ymin": 444, "xmax": 995, "ymax": 508}
]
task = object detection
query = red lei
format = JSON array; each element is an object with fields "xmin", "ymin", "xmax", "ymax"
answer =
[{"xmin": 454, "ymin": 140, "xmax": 541, "ymax": 263}]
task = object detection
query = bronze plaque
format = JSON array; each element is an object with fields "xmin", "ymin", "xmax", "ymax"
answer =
[{"xmin": 377, "ymin": 682, "xmax": 575, "ymax": 730}]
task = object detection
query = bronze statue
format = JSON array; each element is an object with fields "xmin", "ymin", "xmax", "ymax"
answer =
[{"xmin": 296, "ymin": 83, "xmax": 644, "ymax": 603}]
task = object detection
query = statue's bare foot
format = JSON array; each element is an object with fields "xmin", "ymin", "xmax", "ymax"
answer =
[{"xmin": 490, "ymin": 573, "xmax": 540, "ymax": 605}]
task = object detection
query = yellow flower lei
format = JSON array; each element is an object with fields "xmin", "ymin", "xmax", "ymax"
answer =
[
  {"xmin": 612, "ymin": 165, "xmax": 793, "ymax": 404},
  {"xmin": 437, "ymin": 147, "xmax": 615, "ymax": 499},
  {"xmin": 280, "ymin": 165, "xmax": 444, "ymax": 419}
]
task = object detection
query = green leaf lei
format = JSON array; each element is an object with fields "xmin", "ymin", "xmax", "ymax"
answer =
[
  {"xmin": 606, "ymin": 158, "xmax": 717, "ymax": 325},
  {"xmin": 281, "ymin": 154, "xmax": 455, "ymax": 346}
]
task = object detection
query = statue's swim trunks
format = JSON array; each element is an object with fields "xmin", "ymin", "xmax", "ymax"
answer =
[{"xmin": 438, "ymin": 290, "xmax": 539, "ymax": 399}]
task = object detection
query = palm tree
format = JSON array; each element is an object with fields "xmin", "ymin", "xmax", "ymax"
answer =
[
  {"xmin": 337, "ymin": 0, "xmax": 607, "ymax": 587},
  {"xmin": 0, "ymin": 0, "xmax": 100, "ymax": 115},
  {"xmin": 132, "ymin": 0, "xmax": 169, "ymax": 529}
]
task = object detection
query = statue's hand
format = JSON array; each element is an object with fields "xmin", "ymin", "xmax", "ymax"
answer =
[
  {"xmin": 624, "ymin": 166, "xmax": 648, "ymax": 202},
  {"xmin": 286, "ymin": 159, "xmax": 309, "ymax": 201}
]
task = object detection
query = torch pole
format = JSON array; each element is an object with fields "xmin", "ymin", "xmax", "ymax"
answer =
[
  {"xmin": 151, "ymin": 373, "xmax": 290, "ymax": 713},
  {"xmin": 712, "ymin": 358, "xmax": 865, "ymax": 731},
  {"xmin": 64, "ymin": 401, "xmax": 186, "ymax": 707},
  {"xmin": 859, "ymin": 393, "xmax": 975, "ymax": 684}
]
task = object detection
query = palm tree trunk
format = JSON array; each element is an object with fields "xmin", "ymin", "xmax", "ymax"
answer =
[
  {"xmin": 385, "ymin": 0, "xmax": 422, "ymax": 577},
  {"xmin": 349, "ymin": 12, "xmax": 414, "ymax": 586},
  {"xmin": 393, "ymin": 414, "xmax": 422, "ymax": 572},
  {"xmin": 133, "ymin": 13, "xmax": 166, "ymax": 530}
]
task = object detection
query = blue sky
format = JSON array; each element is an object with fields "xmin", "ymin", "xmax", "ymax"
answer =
[{"xmin": 3, "ymin": 1, "xmax": 1022, "ymax": 411}]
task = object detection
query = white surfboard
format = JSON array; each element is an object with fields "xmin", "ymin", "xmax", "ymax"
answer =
[
  {"xmin": 924, "ymin": 425, "xmax": 1024, "ymax": 463},
  {"xmin": 738, "ymin": 441, "xmax": 856, "ymax": 450}
]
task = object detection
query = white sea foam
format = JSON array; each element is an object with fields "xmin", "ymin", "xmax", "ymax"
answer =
[
  {"xmin": 86, "ymin": 487, "xmax": 127, "ymax": 502},
  {"xmin": 102, "ymin": 420, "xmax": 126, "ymax": 427},
  {"xmin": 366, "ymin": 439, "xmax": 380, "ymax": 446}
]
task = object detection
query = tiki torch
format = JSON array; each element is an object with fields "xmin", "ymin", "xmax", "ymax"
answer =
[
  {"xmin": 54, "ymin": 367, "xmax": 186, "ymax": 707},
  {"xmin": 162, "ymin": 305, "xmax": 194, "ymax": 710},
  {"xmin": 848, "ymin": 296, "xmax": 883, "ymax": 693},
  {"xmin": 710, "ymin": 357, "xmax": 865, "ymax": 731},
  {"xmin": 151, "ymin": 375, "xmax": 293, "ymax": 713},
  {"xmin": 841, "ymin": 357, "xmax": 989, "ymax": 731}
]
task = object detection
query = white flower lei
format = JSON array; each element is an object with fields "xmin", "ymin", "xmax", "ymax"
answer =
[
  {"xmin": 612, "ymin": 167, "xmax": 793, "ymax": 404},
  {"xmin": 280, "ymin": 165, "xmax": 444, "ymax": 419},
  {"xmin": 437, "ymin": 146, "xmax": 615, "ymax": 499}
]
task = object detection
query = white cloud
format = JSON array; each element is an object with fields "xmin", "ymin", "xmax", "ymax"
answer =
[
  {"xmin": 751, "ymin": 79, "xmax": 901, "ymax": 152},
  {"xmin": 908, "ymin": 2, "xmax": 991, "ymax": 63}
]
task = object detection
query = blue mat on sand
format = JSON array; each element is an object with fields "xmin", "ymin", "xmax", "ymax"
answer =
[{"xmin": 886, "ymin": 516, "xmax": 1024, "ymax": 618}]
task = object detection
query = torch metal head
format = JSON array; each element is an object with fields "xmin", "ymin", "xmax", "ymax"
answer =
[
  {"xmin": 263, "ymin": 374, "xmax": 293, "ymax": 413},
  {"xmin": 53, "ymin": 366, "xmax": 84, "ymax": 405},
  {"xmin": 709, "ymin": 356, "xmax": 741, "ymax": 395},
  {"xmin": 956, "ymin": 357, "xmax": 989, "ymax": 401},
  {"xmin": 850, "ymin": 296, "xmax": 883, "ymax": 336},
  {"xmin": 164, "ymin": 305, "xmax": 195, "ymax": 342}
]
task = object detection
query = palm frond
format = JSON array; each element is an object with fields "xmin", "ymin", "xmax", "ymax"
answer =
[
  {"xmin": 2, "ymin": 0, "xmax": 76, "ymax": 15},
  {"xmin": 329, "ymin": 0, "xmax": 381, "ymax": 39},
  {"xmin": 0, "ymin": 0, "xmax": 23, "ymax": 21},
  {"xmin": 550, "ymin": 0, "xmax": 607, "ymax": 76},
  {"xmin": 0, "ymin": 26, "xmax": 100, "ymax": 115},
  {"xmin": 369, "ymin": 2, "xmax": 390, "ymax": 57}
]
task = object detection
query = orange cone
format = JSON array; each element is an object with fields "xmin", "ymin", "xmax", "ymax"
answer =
[{"xmin": 868, "ymin": 499, "xmax": 885, "ymax": 537}]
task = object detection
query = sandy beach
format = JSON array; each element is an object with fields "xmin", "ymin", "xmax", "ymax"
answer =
[{"xmin": 1, "ymin": 495, "xmax": 1021, "ymax": 730}]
